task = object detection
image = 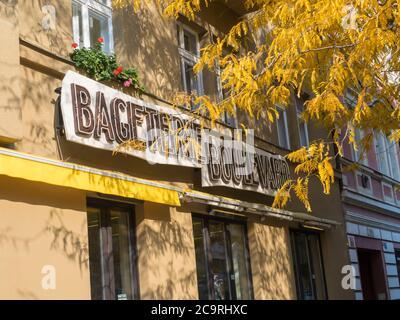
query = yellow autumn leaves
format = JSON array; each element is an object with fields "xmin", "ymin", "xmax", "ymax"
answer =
[
  {"xmin": 112, "ymin": 0, "xmax": 400, "ymax": 212},
  {"xmin": 273, "ymin": 143, "xmax": 335, "ymax": 212}
]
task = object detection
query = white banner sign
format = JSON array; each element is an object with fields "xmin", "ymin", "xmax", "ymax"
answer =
[
  {"xmin": 61, "ymin": 71, "xmax": 202, "ymax": 167},
  {"xmin": 60, "ymin": 71, "xmax": 291, "ymax": 196},
  {"xmin": 201, "ymin": 131, "xmax": 291, "ymax": 196}
]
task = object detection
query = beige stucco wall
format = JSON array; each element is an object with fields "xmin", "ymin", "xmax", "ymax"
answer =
[
  {"xmin": 0, "ymin": 0, "xmax": 354, "ymax": 301},
  {"xmin": 136, "ymin": 203, "xmax": 198, "ymax": 299},
  {"xmin": 0, "ymin": 0, "xmax": 22, "ymax": 143},
  {"xmin": 248, "ymin": 220, "xmax": 296, "ymax": 299},
  {"xmin": 0, "ymin": 176, "xmax": 90, "ymax": 300},
  {"xmin": 19, "ymin": 0, "xmax": 72, "ymax": 58}
]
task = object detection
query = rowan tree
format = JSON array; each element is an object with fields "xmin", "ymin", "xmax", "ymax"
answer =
[{"xmin": 113, "ymin": 0, "xmax": 400, "ymax": 212}]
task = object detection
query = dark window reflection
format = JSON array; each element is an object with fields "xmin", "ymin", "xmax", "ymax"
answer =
[
  {"xmin": 87, "ymin": 202, "xmax": 136, "ymax": 300},
  {"xmin": 291, "ymin": 230, "xmax": 326, "ymax": 300},
  {"xmin": 192, "ymin": 216, "xmax": 252, "ymax": 300},
  {"xmin": 87, "ymin": 208, "xmax": 103, "ymax": 300}
]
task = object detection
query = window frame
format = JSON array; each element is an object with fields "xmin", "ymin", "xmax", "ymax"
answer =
[
  {"xmin": 290, "ymin": 229, "xmax": 328, "ymax": 300},
  {"xmin": 192, "ymin": 213, "xmax": 254, "ymax": 300},
  {"xmin": 86, "ymin": 198, "xmax": 139, "ymax": 300},
  {"xmin": 72, "ymin": 0, "xmax": 114, "ymax": 53},
  {"xmin": 395, "ymin": 249, "xmax": 400, "ymax": 282},
  {"xmin": 215, "ymin": 61, "xmax": 237, "ymax": 128},
  {"xmin": 276, "ymin": 106, "xmax": 291, "ymax": 150},
  {"xmin": 351, "ymin": 128, "xmax": 369, "ymax": 166},
  {"xmin": 177, "ymin": 23, "xmax": 204, "ymax": 97},
  {"xmin": 374, "ymin": 131, "xmax": 400, "ymax": 181},
  {"xmin": 295, "ymin": 98, "xmax": 309, "ymax": 147}
]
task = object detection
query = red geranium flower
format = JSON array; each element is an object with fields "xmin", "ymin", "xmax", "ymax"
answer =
[
  {"xmin": 97, "ymin": 37, "xmax": 104, "ymax": 43},
  {"xmin": 72, "ymin": 43, "xmax": 78, "ymax": 49},
  {"xmin": 113, "ymin": 66, "xmax": 123, "ymax": 76}
]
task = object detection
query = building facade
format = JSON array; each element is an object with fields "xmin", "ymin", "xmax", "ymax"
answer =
[
  {"xmin": 341, "ymin": 127, "xmax": 400, "ymax": 300},
  {"xmin": 0, "ymin": 0, "xmax": 353, "ymax": 300}
]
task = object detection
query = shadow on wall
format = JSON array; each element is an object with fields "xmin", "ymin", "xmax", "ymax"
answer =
[
  {"xmin": 0, "ymin": 0, "xmax": 17, "ymax": 22},
  {"xmin": 18, "ymin": 64, "xmax": 62, "ymax": 156},
  {"xmin": 113, "ymin": 4, "xmax": 182, "ymax": 101},
  {"xmin": 20, "ymin": 0, "xmax": 72, "ymax": 57},
  {"xmin": 137, "ymin": 207, "xmax": 198, "ymax": 299},
  {"xmin": 0, "ymin": 207, "xmax": 89, "ymax": 274},
  {"xmin": 249, "ymin": 222, "xmax": 296, "ymax": 300}
]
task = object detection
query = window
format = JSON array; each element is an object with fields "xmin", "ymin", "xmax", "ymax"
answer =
[
  {"xmin": 295, "ymin": 98, "xmax": 309, "ymax": 147},
  {"xmin": 290, "ymin": 230, "xmax": 327, "ymax": 300},
  {"xmin": 276, "ymin": 107, "xmax": 290, "ymax": 149},
  {"xmin": 72, "ymin": 0, "xmax": 114, "ymax": 53},
  {"xmin": 374, "ymin": 131, "xmax": 400, "ymax": 181},
  {"xmin": 87, "ymin": 199, "xmax": 138, "ymax": 300},
  {"xmin": 353, "ymin": 129, "xmax": 369, "ymax": 166},
  {"xmin": 215, "ymin": 62, "xmax": 237, "ymax": 127},
  {"xmin": 177, "ymin": 24, "xmax": 204, "ymax": 99},
  {"xmin": 395, "ymin": 250, "xmax": 400, "ymax": 281},
  {"xmin": 192, "ymin": 215, "xmax": 253, "ymax": 300}
]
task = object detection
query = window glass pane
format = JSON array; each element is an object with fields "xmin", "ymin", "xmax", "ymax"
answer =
[
  {"xmin": 296, "ymin": 100, "xmax": 304, "ymax": 114},
  {"xmin": 193, "ymin": 218, "xmax": 209, "ymax": 299},
  {"xmin": 354, "ymin": 129, "xmax": 368, "ymax": 165},
  {"xmin": 375, "ymin": 133, "xmax": 390, "ymax": 176},
  {"xmin": 226, "ymin": 224, "xmax": 251, "ymax": 300},
  {"xmin": 72, "ymin": 3, "xmax": 84, "ymax": 48},
  {"xmin": 395, "ymin": 250, "xmax": 400, "ymax": 278},
  {"xmin": 295, "ymin": 98, "xmax": 308, "ymax": 147},
  {"xmin": 388, "ymin": 140, "xmax": 400, "ymax": 180},
  {"xmin": 89, "ymin": 10, "xmax": 110, "ymax": 52},
  {"xmin": 193, "ymin": 216, "xmax": 253, "ymax": 300},
  {"xmin": 291, "ymin": 231, "xmax": 326, "ymax": 300},
  {"xmin": 98, "ymin": 0, "xmax": 110, "ymax": 6},
  {"xmin": 307, "ymin": 234, "xmax": 326, "ymax": 300},
  {"xmin": 277, "ymin": 109, "xmax": 289, "ymax": 149},
  {"xmin": 87, "ymin": 207, "xmax": 103, "ymax": 300},
  {"xmin": 110, "ymin": 209, "xmax": 133, "ymax": 300},
  {"xmin": 299, "ymin": 122, "xmax": 308, "ymax": 147},
  {"xmin": 183, "ymin": 60, "xmax": 199, "ymax": 95},
  {"xmin": 292, "ymin": 232, "xmax": 315, "ymax": 300},
  {"xmin": 209, "ymin": 222, "xmax": 230, "ymax": 300},
  {"xmin": 183, "ymin": 29, "xmax": 198, "ymax": 55}
]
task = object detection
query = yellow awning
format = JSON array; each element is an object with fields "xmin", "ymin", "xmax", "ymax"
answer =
[{"xmin": 0, "ymin": 148, "xmax": 180, "ymax": 206}]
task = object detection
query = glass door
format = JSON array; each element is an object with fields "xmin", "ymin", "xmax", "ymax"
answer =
[
  {"xmin": 192, "ymin": 215, "xmax": 253, "ymax": 300},
  {"xmin": 87, "ymin": 199, "xmax": 138, "ymax": 300},
  {"xmin": 290, "ymin": 230, "xmax": 327, "ymax": 300}
]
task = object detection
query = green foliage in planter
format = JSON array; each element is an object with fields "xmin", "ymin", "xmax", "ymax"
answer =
[{"xmin": 70, "ymin": 40, "xmax": 144, "ymax": 92}]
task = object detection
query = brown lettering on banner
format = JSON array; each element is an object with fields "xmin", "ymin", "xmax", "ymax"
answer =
[
  {"xmin": 202, "ymin": 135, "xmax": 291, "ymax": 196},
  {"xmin": 267, "ymin": 157, "xmax": 276, "ymax": 190},
  {"xmin": 255, "ymin": 153, "xmax": 268, "ymax": 189},
  {"xmin": 207, "ymin": 143, "xmax": 221, "ymax": 182},
  {"xmin": 71, "ymin": 83, "xmax": 94, "ymax": 137},
  {"xmin": 94, "ymin": 91, "xmax": 115, "ymax": 143},
  {"xmin": 111, "ymin": 98, "xmax": 132, "ymax": 143},
  {"xmin": 220, "ymin": 147, "xmax": 233, "ymax": 184},
  {"xmin": 61, "ymin": 71, "xmax": 202, "ymax": 168},
  {"xmin": 127, "ymin": 102, "xmax": 144, "ymax": 140},
  {"xmin": 62, "ymin": 71, "xmax": 291, "ymax": 195},
  {"xmin": 231, "ymin": 148, "xmax": 242, "ymax": 186}
]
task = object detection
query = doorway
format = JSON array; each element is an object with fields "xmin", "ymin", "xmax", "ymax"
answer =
[
  {"xmin": 192, "ymin": 214, "xmax": 253, "ymax": 300},
  {"xmin": 357, "ymin": 249, "xmax": 387, "ymax": 300},
  {"xmin": 290, "ymin": 230, "xmax": 327, "ymax": 300},
  {"xmin": 86, "ymin": 198, "xmax": 139, "ymax": 300}
]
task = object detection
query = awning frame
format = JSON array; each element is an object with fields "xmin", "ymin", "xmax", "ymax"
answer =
[{"xmin": 0, "ymin": 147, "xmax": 340, "ymax": 228}]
